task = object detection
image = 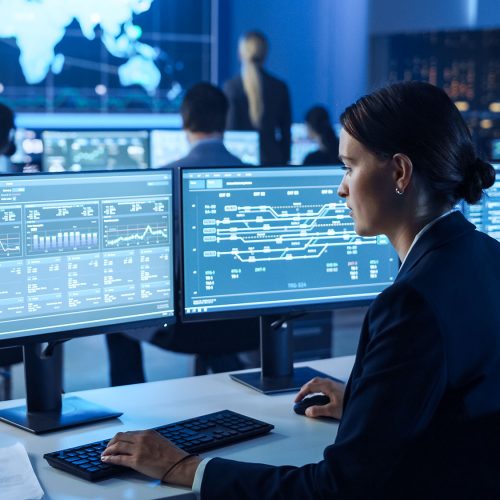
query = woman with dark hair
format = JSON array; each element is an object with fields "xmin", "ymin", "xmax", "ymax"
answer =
[
  {"xmin": 102, "ymin": 82, "xmax": 500, "ymax": 499},
  {"xmin": 303, "ymin": 105, "xmax": 339, "ymax": 165}
]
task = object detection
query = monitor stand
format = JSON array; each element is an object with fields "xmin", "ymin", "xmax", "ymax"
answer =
[
  {"xmin": 230, "ymin": 315, "xmax": 337, "ymax": 394},
  {"xmin": 0, "ymin": 342, "xmax": 122, "ymax": 434}
]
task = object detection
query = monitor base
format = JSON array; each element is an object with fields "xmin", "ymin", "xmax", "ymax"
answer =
[
  {"xmin": 0, "ymin": 396, "xmax": 122, "ymax": 434},
  {"xmin": 230, "ymin": 366, "xmax": 341, "ymax": 394}
]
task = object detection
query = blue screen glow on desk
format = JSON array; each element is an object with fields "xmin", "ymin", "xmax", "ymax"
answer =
[
  {"xmin": 0, "ymin": 170, "xmax": 174, "ymax": 341},
  {"xmin": 182, "ymin": 166, "xmax": 399, "ymax": 317}
]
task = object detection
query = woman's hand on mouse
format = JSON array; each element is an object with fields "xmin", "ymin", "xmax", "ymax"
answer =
[{"xmin": 295, "ymin": 377, "xmax": 346, "ymax": 419}]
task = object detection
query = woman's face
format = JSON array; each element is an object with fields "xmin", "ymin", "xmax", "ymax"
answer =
[{"xmin": 337, "ymin": 129, "xmax": 400, "ymax": 237}]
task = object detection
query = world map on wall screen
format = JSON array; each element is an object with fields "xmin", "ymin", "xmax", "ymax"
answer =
[{"xmin": 0, "ymin": 0, "xmax": 213, "ymax": 112}]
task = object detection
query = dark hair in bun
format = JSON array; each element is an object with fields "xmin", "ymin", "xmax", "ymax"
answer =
[
  {"xmin": 456, "ymin": 157, "xmax": 495, "ymax": 204},
  {"xmin": 340, "ymin": 81, "xmax": 494, "ymax": 206}
]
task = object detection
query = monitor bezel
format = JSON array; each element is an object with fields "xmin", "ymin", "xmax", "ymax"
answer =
[
  {"xmin": 178, "ymin": 164, "xmax": 397, "ymax": 323},
  {"xmin": 40, "ymin": 128, "xmax": 151, "ymax": 172},
  {"xmin": 0, "ymin": 169, "xmax": 176, "ymax": 348}
]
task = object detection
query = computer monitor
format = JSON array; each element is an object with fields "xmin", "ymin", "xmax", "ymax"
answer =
[
  {"xmin": 0, "ymin": 170, "xmax": 175, "ymax": 432},
  {"xmin": 41, "ymin": 130, "xmax": 149, "ymax": 172},
  {"xmin": 150, "ymin": 129, "xmax": 260, "ymax": 168},
  {"xmin": 223, "ymin": 131, "xmax": 260, "ymax": 165},
  {"xmin": 10, "ymin": 128, "xmax": 43, "ymax": 170},
  {"xmin": 491, "ymin": 139, "xmax": 500, "ymax": 162},
  {"xmin": 150, "ymin": 130, "xmax": 190, "ymax": 168},
  {"xmin": 181, "ymin": 165, "xmax": 398, "ymax": 392},
  {"xmin": 462, "ymin": 163, "xmax": 500, "ymax": 241},
  {"xmin": 290, "ymin": 123, "xmax": 319, "ymax": 165}
]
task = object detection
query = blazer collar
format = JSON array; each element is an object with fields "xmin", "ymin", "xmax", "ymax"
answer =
[{"xmin": 396, "ymin": 211, "xmax": 475, "ymax": 281}]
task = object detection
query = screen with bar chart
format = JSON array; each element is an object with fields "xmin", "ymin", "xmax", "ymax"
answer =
[
  {"xmin": 0, "ymin": 170, "xmax": 174, "ymax": 342},
  {"xmin": 181, "ymin": 165, "xmax": 399, "ymax": 319}
]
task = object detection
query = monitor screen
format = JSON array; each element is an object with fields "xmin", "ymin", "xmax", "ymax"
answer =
[
  {"xmin": 150, "ymin": 130, "xmax": 189, "ymax": 168},
  {"xmin": 41, "ymin": 130, "xmax": 149, "ymax": 172},
  {"xmin": 0, "ymin": 170, "xmax": 174, "ymax": 344},
  {"xmin": 491, "ymin": 139, "xmax": 500, "ymax": 161},
  {"xmin": 223, "ymin": 131, "xmax": 259, "ymax": 165},
  {"xmin": 11, "ymin": 129, "xmax": 43, "ymax": 168},
  {"xmin": 150, "ymin": 130, "xmax": 260, "ymax": 168},
  {"xmin": 290, "ymin": 123, "xmax": 319, "ymax": 165},
  {"xmin": 463, "ymin": 163, "xmax": 500, "ymax": 241},
  {"xmin": 181, "ymin": 165, "xmax": 399, "ymax": 319}
]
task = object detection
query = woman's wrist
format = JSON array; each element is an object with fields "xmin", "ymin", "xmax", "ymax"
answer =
[{"xmin": 164, "ymin": 454, "xmax": 202, "ymax": 487}]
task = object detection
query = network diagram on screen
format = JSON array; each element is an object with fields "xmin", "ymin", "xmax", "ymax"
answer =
[
  {"xmin": 182, "ymin": 166, "xmax": 399, "ymax": 315},
  {"xmin": 0, "ymin": 171, "xmax": 174, "ymax": 340}
]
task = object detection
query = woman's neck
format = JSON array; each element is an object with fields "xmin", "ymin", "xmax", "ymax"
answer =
[{"xmin": 389, "ymin": 206, "xmax": 452, "ymax": 262}]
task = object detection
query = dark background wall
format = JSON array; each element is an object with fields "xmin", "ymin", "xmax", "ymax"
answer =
[{"xmin": 217, "ymin": 0, "xmax": 500, "ymax": 123}]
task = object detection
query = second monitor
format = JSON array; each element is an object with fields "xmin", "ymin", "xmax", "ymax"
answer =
[
  {"xmin": 42, "ymin": 130, "xmax": 149, "ymax": 172},
  {"xmin": 182, "ymin": 166, "xmax": 398, "ymax": 319},
  {"xmin": 181, "ymin": 165, "xmax": 399, "ymax": 392},
  {"xmin": 150, "ymin": 129, "xmax": 260, "ymax": 167}
]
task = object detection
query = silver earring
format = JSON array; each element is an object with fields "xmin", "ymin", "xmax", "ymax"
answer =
[{"xmin": 395, "ymin": 187, "xmax": 404, "ymax": 195}]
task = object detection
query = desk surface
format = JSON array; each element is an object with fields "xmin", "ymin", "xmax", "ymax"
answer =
[{"xmin": 0, "ymin": 356, "xmax": 354, "ymax": 499}]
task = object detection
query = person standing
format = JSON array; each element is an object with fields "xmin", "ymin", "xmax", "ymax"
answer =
[{"xmin": 224, "ymin": 31, "xmax": 291, "ymax": 165}]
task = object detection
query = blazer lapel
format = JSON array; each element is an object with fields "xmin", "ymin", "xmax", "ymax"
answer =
[{"xmin": 396, "ymin": 211, "xmax": 475, "ymax": 281}]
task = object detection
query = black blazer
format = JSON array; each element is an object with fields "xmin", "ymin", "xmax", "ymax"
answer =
[
  {"xmin": 224, "ymin": 70, "xmax": 291, "ymax": 165},
  {"xmin": 200, "ymin": 212, "xmax": 500, "ymax": 499}
]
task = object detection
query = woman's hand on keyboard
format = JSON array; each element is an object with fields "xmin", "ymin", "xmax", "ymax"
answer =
[{"xmin": 101, "ymin": 430, "xmax": 202, "ymax": 486}]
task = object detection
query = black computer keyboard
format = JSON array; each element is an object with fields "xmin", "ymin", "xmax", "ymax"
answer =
[{"xmin": 44, "ymin": 409, "xmax": 274, "ymax": 481}]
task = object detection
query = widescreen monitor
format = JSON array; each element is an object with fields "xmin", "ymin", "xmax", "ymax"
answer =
[
  {"xmin": 182, "ymin": 166, "xmax": 398, "ymax": 319},
  {"xmin": 181, "ymin": 165, "xmax": 399, "ymax": 392},
  {"xmin": 491, "ymin": 139, "xmax": 500, "ymax": 161},
  {"xmin": 41, "ymin": 130, "xmax": 149, "ymax": 172},
  {"xmin": 222, "ymin": 131, "xmax": 259, "ymax": 165},
  {"xmin": 150, "ymin": 130, "xmax": 190, "ymax": 168},
  {"xmin": 10, "ymin": 128, "xmax": 43, "ymax": 169},
  {"xmin": 290, "ymin": 123, "xmax": 319, "ymax": 165},
  {"xmin": 0, "ymin": 170, "xmax": 175, "ymax": 432},
  {"xmin": 462, "ymin": 163, "xmax": 500, "ymax": 241},
  {"xmin": 150, "ymin": 129, "xmax": 260, "ymax": 168}
]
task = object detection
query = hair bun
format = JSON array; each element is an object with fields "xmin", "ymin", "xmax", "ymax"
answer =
[
  {"xmin": 474, "ymin": 158, "xmax": 496, "ymax": 189},
  {"xmin": 458, "ymin": 158, "xmax": 496, "ymax": 204}
]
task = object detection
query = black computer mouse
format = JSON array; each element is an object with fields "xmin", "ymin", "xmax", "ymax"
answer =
[{"xmin": 293, "ymin": 394, "xmax": 331, "ymax": 415}]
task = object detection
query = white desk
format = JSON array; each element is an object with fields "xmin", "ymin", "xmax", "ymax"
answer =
[{"xmin": 0, "ymin": 356, "xmax": 354, "ymax": 499}]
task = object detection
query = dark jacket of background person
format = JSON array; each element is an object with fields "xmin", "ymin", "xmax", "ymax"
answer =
[
  {"xmin": 200, "ymin": 211, "xmax": 500, "ymax": 499},
  {"xmin": 225, "ymin": 71, "xmax": 291, "ymax": 165}
]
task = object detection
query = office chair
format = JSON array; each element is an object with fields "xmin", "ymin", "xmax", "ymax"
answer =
[{"xmin": 0, "ymin": 346, "xmax": 23, "ymax": 400}]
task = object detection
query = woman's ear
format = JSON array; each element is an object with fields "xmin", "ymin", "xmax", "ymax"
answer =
[{"xmin": 391, "ymin": 153, "xmax": 413, "ymax": 194}]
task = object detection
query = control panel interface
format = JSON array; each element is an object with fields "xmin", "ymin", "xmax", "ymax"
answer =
[
  {"xmin": 182, "ymin": 167, "xmax": 399, "ymax": 315},
  {"xmin": 0, "ymin": 171, "xmax": 174, "ymax": 339}
]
